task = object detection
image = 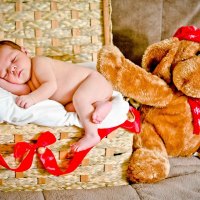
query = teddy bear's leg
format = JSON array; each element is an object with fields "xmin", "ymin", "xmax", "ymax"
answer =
[{"xmin": 127, "ymin": 122, "xmax": 170, "ymax": 183}]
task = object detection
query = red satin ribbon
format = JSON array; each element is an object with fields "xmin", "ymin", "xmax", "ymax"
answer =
[
  {"xmin": 0, "ymin": 107, "xmax": 140, "ymax": 176},
  {"xmin": 188, "ymin": 98, "xmax": 200, "ymax": 135},
  {"xmin": 173, "ymin": 25, "xmax": 200, "ymax": 42}
]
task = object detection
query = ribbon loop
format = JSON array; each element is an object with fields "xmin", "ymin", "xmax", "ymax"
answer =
[
  {"xmin": 14, "ymin": 142, "xmax": 33, "ymax": 159},
  {"xmin": 36, "ymin": 131, "xmax": 56, "ymax": 147}
]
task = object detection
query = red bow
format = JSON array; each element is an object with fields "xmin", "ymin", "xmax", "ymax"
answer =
[
  {"xmin": 0, "ymin": 107, "xmax": 140, "ymax": 176},
  {"xmin": 173, "ymin": 26, "xmax": 200, "ymax": 42}
]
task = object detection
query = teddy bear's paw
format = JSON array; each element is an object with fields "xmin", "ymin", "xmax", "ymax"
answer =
[
  {"xmin": 97, "ymin": 45, "xmax": 125, "ymax": 87},
  {"xmin": 127, "ymin": 148, "xmax": 170, "ymax": 183},
  {"xmin": 97, "ymin": 45, "xmax": 124, "ymax": 71},
  {"xmin": 173, "ymin": 56, "xmax": 200, "ymax": 98}
]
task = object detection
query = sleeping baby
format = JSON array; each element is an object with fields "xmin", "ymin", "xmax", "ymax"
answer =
[{"xmin": 0, "ymin": 40, "xmax": 113, "ymax": 152}]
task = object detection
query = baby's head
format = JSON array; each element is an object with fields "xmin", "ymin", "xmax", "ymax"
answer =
[
  {"xmin": 0, "ymin": 40, "xmax": 22, "ymax": 51},
  {"xmin": 0, "ymin": 40, "xmax": 31, "ymax": 84}
]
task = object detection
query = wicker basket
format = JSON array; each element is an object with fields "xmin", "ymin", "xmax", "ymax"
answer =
[
  {"xmin": 0, "ymin": 124, "xmax": 133, "ymax": 191},
  {"xmin": 0, "ymin": 0, "xmax": 133, "ymax": 191}
]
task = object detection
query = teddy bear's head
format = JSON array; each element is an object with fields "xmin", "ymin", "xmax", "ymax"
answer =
[
  {"xmin": 97, "ymin": 26, "xmax": 200, "ymax": 102},
  {"xmin": 142, "ymin": 27, "xmax": 200, "ymax": 98}
]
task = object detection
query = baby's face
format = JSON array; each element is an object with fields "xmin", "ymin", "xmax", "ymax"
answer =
[{"xmin": 0, "ymin": 45, "xmax": 31, "ymax": 84}]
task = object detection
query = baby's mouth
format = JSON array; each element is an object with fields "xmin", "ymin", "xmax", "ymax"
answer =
[{"xmin": 18, "ymin": 70, "xmax": 22, "ymax": 77}]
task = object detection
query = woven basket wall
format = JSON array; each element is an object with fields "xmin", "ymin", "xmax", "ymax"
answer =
[
  {"xmin": 0, "ymin": 124, "xmax": 133, "ymax": 191},
  {"xmin": 0, "ymin": 0, "xmax": 112, "ymax": 63}
]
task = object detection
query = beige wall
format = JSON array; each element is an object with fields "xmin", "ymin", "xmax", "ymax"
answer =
[{"xmin": 111, "ymin": 0, "xmax": 200, "ymax": 65}]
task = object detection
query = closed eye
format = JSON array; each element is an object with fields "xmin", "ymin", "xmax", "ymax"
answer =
[{"xmin": 12, "ymin": 56, "xmax": 16, "ymax": 63}]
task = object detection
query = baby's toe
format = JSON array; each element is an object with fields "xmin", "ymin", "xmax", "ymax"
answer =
[
  {"xmin": 92, "ymin": 115, "xmax": 102, "ymax": 124},
  {"xmin": 93, "ymin": 119, "xmax": 101, "ymax": 124}
]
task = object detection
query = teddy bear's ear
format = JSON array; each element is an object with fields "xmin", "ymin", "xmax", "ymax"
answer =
[
  {"xmin": 173, "ymin": 56, "xmax": 200, "ymax": 98},
  {"xmin": 172, "ymin": 40, "xmax": 200, "ymax": 65},
  {"xmin": 142, "ymin": 37, "xmax": 179, "ymax": 83}
]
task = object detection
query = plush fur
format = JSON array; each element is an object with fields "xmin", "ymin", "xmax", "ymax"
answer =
[{"xmin": 97, "ymin": 37, "xmax": 200, "ymax": 183}]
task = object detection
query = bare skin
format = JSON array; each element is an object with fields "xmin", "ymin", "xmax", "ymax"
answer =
[
  {"xmin": 92, "ymin": 101, "xmax": 112, "ymax": 123},
  {"xmin": 65, "ymin": 101, "xmax": 112, "ymax": 123},
  {"xmin": 0, "ymin": 45, "xmax": 113, "ymax": 152}
]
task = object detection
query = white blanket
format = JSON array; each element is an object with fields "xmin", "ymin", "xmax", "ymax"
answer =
[{"xmin": 0, "ymin": 88, "xmax": 129, "ymax": 128}]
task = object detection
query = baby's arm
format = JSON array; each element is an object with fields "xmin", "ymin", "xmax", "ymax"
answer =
[
  {"xmin": 16, "ymin": 57, "xmax": 57, "ymax": 108},
  {"xmin": 0, "ymin": 78, "xmax": 31, "ymax": 95}
]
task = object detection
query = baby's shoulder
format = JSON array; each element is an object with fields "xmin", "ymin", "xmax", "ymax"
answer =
[
  {"xmin": 32, "ymin": 56, "xmax": 52, "ymax": 63},
  {"xmin": 31, "ymin": 57, "xmax": 55, "ymax": 77},
  {"xmin": 31, "ymin": 56, "xmax": 53, "ymax": 68}
]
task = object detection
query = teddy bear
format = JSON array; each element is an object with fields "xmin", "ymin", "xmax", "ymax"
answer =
[{"xmin": 96, "ymin": 26, "xmax": 200, "ymax": 183}]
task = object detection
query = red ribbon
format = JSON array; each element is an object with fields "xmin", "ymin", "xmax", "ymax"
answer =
[
  {"xmin": 188, "ymin": 98, "xmax": 200, "ymax": 135},
  {"xmin": 0, "ymin": 107, "xmax": 140, "ymax": 176},
  {"xmin": 173, "ymin": 25, "xmax": 200, "ymax": 42}
]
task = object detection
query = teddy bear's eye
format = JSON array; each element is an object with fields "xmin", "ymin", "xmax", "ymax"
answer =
[
  {"xmin": 196, "ymin": 51, "xmax": 200, "ymax": 56},
  {"xmin": 149, "ymin": 59, "xmax": 159, "ymax": 72}
]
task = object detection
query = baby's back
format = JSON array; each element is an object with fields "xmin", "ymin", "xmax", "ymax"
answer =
[
  {"xmin": 30, "ymin": 56, "xmax": 96, "ymax": 104},
  {"xmin": 48, "ymin": 58, "xmax": 95, "ymax": 104}
]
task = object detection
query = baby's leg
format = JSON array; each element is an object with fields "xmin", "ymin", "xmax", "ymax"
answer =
[
  {"xmin": 65, "ymin": 102, "xmax": 76, "ymax": 112},
  {"xmin": 71, "ymin": 71, "xmax": 113, "ymax": 152},
  {"xmin": 65, "ymin": 100, "xmax": 112, "ymax": 125},
  {"xmin": 66, "ymin": 101, "xmax": 112, "ymax": 123}
]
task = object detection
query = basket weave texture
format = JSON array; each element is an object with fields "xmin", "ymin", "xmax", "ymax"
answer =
[
  {"xmin": 0, "ymin": 0, "xmax": 132, "ymax": 191},
  {"xmin": 0, "ymin": 124, "xmax": 133, "ymax": 191},
  {"xmin": 0, "ymin": 0, "xmax": 109, "ymax": 62}
]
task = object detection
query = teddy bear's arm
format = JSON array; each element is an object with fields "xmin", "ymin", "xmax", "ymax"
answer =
[
  {"xmin": 97, "ymin": 45, "xmax": 173, "ymax": 107},
  {"xmin": 118, "ymin": 61, "xmax": 173, "ymax": 107}
]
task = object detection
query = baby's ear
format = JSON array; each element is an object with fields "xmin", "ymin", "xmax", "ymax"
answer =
[{"xmin": 20, "ymin": 46, "xmax": 28, "ymax": 55}]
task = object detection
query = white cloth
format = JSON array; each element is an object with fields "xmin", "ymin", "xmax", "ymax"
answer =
[{"xmin": 0, "ymin": 88, "xmax": 129, "ymax": 128}]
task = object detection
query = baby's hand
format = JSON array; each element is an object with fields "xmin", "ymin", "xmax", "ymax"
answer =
[{"xmin": 16, "ymin": 95, "xmax": 35, "ymax": 109}]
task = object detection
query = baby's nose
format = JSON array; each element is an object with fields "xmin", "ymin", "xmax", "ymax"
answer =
[{"xmin": 9, "ymin": 65, "xmax": 17, "ymax": 73}]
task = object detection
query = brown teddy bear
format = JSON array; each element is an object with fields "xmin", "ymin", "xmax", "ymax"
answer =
[{"xmin": 97, "ymin": 26, "xmax": 200, "ymax": 183}]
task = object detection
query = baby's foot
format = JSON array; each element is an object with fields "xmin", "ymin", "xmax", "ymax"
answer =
[
  {"xmin": 92, "ymin": 101, "xmax": 112, "ymax": 124},
  {"xmin": 71, "ymin": 134, "xmax": 100, "ymax": 152}
]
